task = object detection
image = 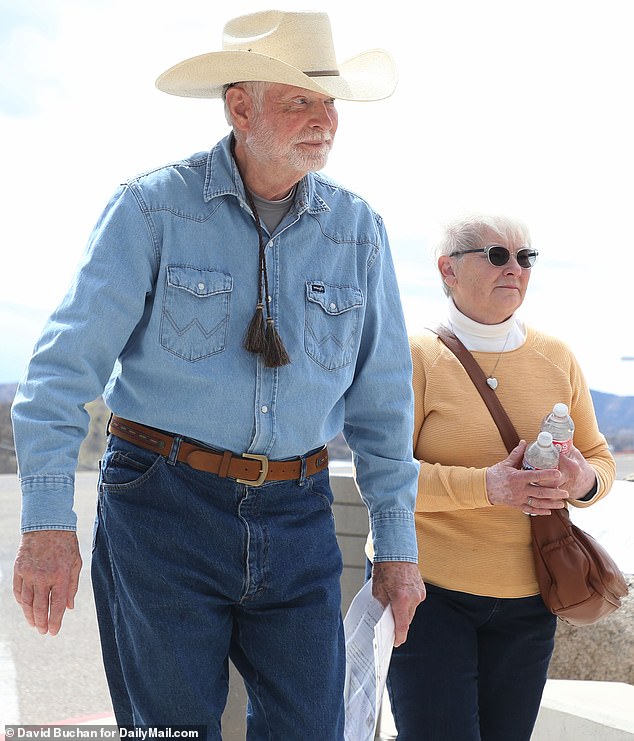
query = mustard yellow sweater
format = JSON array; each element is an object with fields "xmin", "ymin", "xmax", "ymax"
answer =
[{"xmin": 405, "ymin": 327, "xmax": 615, "ymax": 598}]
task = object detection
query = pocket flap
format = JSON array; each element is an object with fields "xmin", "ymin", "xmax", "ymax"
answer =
[
  {"xmin": 167, "ymin": 266, "xmax": 232, "ymax": 297},
  {"xmin": 306, "ymin": 281, "xmax": 363, "ymax": 315}
]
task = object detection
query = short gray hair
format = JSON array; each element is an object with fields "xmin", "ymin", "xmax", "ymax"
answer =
[
  {"xmin": 434, "ymin": 214, "xmax": 532, "ymax": 296},
  {"xmin": 222, "ymin": 81, "xmax": 269, "ymax": 126}
]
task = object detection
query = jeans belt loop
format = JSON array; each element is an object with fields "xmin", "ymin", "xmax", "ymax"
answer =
[
  {"xmin": 167, "ymin": 435, "xmax": 182, "ymax": 465},
  {"xmin": 298, "ymin": 454, "xmax": 308, "ymax": 487}
]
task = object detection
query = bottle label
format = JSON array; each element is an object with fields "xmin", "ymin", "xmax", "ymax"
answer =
[{"xmin": 552, "ymin": 438, "xmax": 572, "ymax": 455}]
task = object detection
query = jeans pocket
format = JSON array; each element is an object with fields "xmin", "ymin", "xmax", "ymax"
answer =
[
  {"xmin": 100, "ymin": 439, "xmax": 163, "ymax": 491},
  {"xmin": 304, "ymin": 281, "xmax": 363, "ymax": 370},
  {"xmin": 160, "ymin": 265, "xmax": 232, "ymax": 361}
]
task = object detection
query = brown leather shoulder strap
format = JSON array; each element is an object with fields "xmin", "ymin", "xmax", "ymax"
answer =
[{"xmin": 430, "ymin": 325, "xmax": 520, "ymax": 453}]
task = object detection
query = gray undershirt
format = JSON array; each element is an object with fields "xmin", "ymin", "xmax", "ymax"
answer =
[{"xmin": 251, "ymin": 186, "xmax": 296, "ymax": 234}]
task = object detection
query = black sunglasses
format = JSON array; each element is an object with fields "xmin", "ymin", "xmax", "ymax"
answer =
[{"xmin": 450, "ymin": 244, "xmax": 538, "ymax": 269}]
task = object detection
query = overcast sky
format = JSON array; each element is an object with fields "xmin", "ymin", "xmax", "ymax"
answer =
[{"xmin": 1, "ymin": 0, "xmax": 633, "ymax": 394}]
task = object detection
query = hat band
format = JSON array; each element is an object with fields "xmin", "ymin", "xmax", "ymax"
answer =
[{"xmin": 304, "ymin": 69, "xmax": 340, "ymax": 77}]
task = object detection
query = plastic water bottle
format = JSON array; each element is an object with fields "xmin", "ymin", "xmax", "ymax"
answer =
[
  {"xmin": 541, "ymin": 402, "xmax": 574, "ymax": 455},
  {"xmin": 523, "ymin": 431, "xmax": 560, "ymax": 471}
]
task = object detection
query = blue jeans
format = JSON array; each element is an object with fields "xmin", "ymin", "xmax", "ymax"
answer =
[
  {"xmin": 91, "ymin": 435, "xmax": 345, "ymax": 740},
  {"xmin": 387, "ymin": 582, "xmax": 557, "ymax": 741}
]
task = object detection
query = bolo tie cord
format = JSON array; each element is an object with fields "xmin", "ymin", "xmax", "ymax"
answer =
[{"xmin": 230, "ymin": 137, "xmax": 291, "ymax": 368}]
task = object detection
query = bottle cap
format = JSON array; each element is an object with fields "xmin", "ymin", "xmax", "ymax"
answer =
[
  {"xmin": 537, "ymin": 431, "xmax": 553, "ymax": 446},
  {"xmin": 553, "ymin": 402, "xmax": 569, "ymax": 417}
]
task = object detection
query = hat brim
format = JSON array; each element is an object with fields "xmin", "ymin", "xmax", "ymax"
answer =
[{"xmin": 155, "ymin": 49, "xmax": 397, "ymax": 101}]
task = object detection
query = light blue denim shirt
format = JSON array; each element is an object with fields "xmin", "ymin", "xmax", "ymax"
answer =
[{"xmin": 12, "ymin": 134, "xmax": 419, "ymax": 562}]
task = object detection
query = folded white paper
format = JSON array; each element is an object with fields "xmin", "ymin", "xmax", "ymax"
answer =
[{"xmin": 343, "ymin": 579, "xmax": 395, "ymax": 741}]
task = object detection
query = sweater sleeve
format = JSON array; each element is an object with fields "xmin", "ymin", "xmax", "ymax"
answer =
[{"xmin": 410, "ymin": 335, "xmax": 492, "ymax": 513}]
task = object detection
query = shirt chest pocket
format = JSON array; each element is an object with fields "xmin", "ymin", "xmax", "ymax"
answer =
[
  {"xmin": 160, "ymin": 266, "xmax": 233, "ymax": 361},
  {"xmin": 304, "ymin": 281, "xmax": 364, "ymax": 370}
]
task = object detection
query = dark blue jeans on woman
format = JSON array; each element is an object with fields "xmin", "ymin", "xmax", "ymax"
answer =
[
  {"xmin": 91, "ymin": 435, "xmax": 345, "ymax": 740},
  {"xmin": 387, "ymin": 581, "xmax": 557, "ymax": 741}
]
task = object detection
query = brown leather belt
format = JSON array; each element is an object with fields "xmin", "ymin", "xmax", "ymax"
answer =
[{"xmin": 108, "ymin": 415, "xmax": 329, "ymax": 487}]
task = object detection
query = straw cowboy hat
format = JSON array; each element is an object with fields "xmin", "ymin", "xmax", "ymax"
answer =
[{"xmin": 156, "ymin": 10, "xmax": 397, "ymax": 101}]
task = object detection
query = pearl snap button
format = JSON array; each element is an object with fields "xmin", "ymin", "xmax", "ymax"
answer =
[
  {"xmin": 261, "ymin": 405, "xmax": 268, "ymax": 414},
  {"xmin": 329, "ymin": 303, "xmax": 337, "ymax": 311},
  {"xmin": 197, "ymin": 283, "xmax": 205, "ymax": 291}
]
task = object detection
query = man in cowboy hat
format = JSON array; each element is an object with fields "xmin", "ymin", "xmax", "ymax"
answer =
[{"xmin": 12, "ymin": 10, "xmax": 425, "ymax": 738}]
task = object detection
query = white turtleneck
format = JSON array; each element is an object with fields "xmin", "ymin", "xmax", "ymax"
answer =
[{"xmin": 446, "ymin": 298, "xmax": 526, "ymax": 353}]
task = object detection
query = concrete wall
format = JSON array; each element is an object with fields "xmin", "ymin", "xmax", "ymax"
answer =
[{"xmin": 330, "ymin": 464, "xmax": 369, "ymax": 612}]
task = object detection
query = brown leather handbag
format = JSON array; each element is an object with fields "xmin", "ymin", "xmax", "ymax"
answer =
[{"xmin": 433, "ymin": 325, "xmax": 628, "ymax": 626}]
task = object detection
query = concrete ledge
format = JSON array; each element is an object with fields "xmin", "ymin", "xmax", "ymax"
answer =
[{"xmin": 532, "ymin": 680, "xmax": 634, "ymax": 740}]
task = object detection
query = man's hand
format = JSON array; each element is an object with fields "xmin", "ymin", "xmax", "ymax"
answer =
[
  {"xmin": 13, "ymin": 530, "xmax": 82, "ymax": 636},
  {"xmin": 371, "ymin": 561, "xmax": 426, "ymax": 647}
]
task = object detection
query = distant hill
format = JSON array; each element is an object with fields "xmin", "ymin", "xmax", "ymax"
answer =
[
  {"xmin": 591, "ymin": 390, "xmax": 634, "ymax": 428},
  {"xmin": 0, "ymin": 382, "xmax": 17, "ymax": 404},
  {"xmin": 1, "ymin": 382, "xmax": 633, "ymax": 474},
  {"xmin": 591, "ymin": 390, "xmax": 634, "ymax": 451}
]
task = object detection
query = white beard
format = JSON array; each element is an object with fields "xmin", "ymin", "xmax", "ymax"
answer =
[{"xmin": 246, "ymin": 123, "xmax": 334, "ymax": 173}]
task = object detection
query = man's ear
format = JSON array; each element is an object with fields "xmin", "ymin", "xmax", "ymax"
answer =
[
  {"xmin": 438, "ymin": 255, "xmax": 457, "ymax": 289},
  {"xmin": 225, "ymin": 86, "xmax": 253, "ymax": 132}
]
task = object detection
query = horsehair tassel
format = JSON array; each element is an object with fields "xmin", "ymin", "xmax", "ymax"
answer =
[
  {"xmin": 244, "ymin": 303, "xmax": 267, "ymax": 353},
  {"xmin": 263, "ymin": 317, "xmax": 291, "ymax": 368}
]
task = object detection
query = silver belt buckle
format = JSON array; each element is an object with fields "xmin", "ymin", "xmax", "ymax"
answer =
[{"xmin": 237, "ymin": 453, "xmax": 269, "ymax": 486}]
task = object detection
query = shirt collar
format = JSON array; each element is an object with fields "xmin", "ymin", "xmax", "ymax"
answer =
[{"xmin": 202, "ymin": 134, "xmax": 330, "ymax": 217}]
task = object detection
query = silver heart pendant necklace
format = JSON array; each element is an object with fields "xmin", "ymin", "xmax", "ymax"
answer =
[{"xmin": 485, "ymin": 331, "xmax": 511, "ymax": 391}]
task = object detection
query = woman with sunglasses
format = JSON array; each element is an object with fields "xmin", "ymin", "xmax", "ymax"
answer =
[{"xmin": 375, "ymin": 214, "xmax": 615, "ymax": 740}]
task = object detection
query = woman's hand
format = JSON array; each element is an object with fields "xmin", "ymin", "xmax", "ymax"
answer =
[
  {"xmin": 486, "ymin": 440, "xmax": 568, "ymax": 515},
  {"xmin": 557, "ymin": 444, "xmax": 597, "ymax": 500}
]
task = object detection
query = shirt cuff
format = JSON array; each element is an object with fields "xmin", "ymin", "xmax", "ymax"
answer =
[
  {"xmin": 20, "ymin": 475, "xmax": 77, "ymax": 532},
  {"xmin": 370, "ymin": 509, "xmax": 418, "ymax": 563}
]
